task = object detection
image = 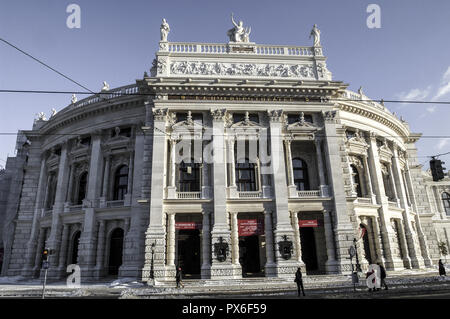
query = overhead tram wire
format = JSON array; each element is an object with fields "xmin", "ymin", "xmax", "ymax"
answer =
[{"xmin": 2, "ymin": 89, "xmax": 450, "ymax": 106}]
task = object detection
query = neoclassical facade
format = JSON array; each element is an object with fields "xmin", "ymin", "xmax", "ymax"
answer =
[{"xmin": 0, "ymin": 20, "xmax": 448, "ymax": 284}]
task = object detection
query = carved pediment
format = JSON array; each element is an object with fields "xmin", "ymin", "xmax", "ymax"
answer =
[
  {"xmin": 170, "ymin": 111, "xmax": 205, "ymax": 140},
  {"xmin": 70, "ymin": 137, "xmax": 90, "ymax": 161},
  {"xmin": 46, "ymin": 150, "xmax": 60, "ymax": 171},
  {"xmin": 103, "ymin": 127, "xmax": 133, "ymax": 154},
  {"xmin": 345, "ymin": 130, "xmax": 369, "ymax": 156},
  {"xmin": 228, "ymin": 112, "xmax": 263, "ymax": 138},
  {"xmin": 378, "ymin": 143, "xmax": 393, "ymax": 163}
]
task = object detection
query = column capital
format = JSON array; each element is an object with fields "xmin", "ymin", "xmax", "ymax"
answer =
[
  {"xmin": 210, "ymin": 108, "xmax": 227, "ymax": 121},
  {"xmin": 267, "ymin": 109, "xmax": 284, "ymax": 122},
  {"xmin": 153, "ymin": 108, "xmax": 169, "ymax": 122}
]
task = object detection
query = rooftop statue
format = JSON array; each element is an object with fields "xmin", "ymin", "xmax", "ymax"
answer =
[
  {"xmin": 160, "ymin": 18, "xmax": 170, "ymax": 42},
  {"xmin": 309, "ymin": 24, "xmax": 321, "ymax": 47},
  {"xmin": 227, "ymin": 13, "xmax": 251, "ymax": 43},
  {"xmin": 71, "ymin": 94, "xmax": 77, "ymax": 104},
  {"xmin": 102, "ymin": 81, "xmax": 110, "ymax": 91}
]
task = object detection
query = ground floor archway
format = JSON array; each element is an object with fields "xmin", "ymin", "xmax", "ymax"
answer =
[
  {"xmin": 298, "ymin": 213, "xmax": 327, "ymax": 275},
  {"xmin": 108, "ymin": 228, "xmax": 124, "ymax": 276}
]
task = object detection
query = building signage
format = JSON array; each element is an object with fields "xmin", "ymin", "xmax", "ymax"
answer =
[
  {"xmin": 299, "ymin": 220, "xmax": 318, "ymax": 228},
  {"xmin": 238, "ymin": 219, "xmax": 264, "ymax": 236},
  {"xmin": 175, "ymin": 222, "xmax": 202, "ymax": 230}
]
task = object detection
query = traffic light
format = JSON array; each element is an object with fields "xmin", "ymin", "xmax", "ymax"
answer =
[
  {"xmin": 42, "ymin": 248, "xmax": 49, "ymax": 261},
  {"xmin": 430, "ymin": 158, "xmax": 446, "ymax": 182}
]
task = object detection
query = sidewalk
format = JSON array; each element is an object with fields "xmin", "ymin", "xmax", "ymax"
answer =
[{"xmin": 0, "ymin": 269, "xmax": 448, "ymax": 298}]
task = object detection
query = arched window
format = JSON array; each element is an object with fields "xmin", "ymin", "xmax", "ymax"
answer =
[
  {"xmin": 236, "ymin": 158, "xmax": 256, "ymax": 191},
  {"xmin": 178, "ymin": 160, "xmax": 200, "ymax": 192},
  {"xmin": 71, "ymin": 231, "xmax": 81, "ymax": 265},
  {"xmin": 292, "ymin": 158, "xmax": 310, "ymax": 191},
  {"xmin": 442, "ymin": 192, "xmax": 450, "ymax": 216},
  {"xmin": 76, "ymin": 172, "xmax": 88, "ymax": 205},
  {"xmin": 351, "ymin": 165, "xmax": 363, "ymax": 197},
  {"xmin": 113, "ymin": 165, "xmax": 128, "ymax": 201}
]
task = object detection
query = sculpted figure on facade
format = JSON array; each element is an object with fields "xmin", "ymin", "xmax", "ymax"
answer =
[
  {"xmin": 310, "ymin": 24, "xmax": 321, "ymax": 47},
  {"xmin": 102, "ymin": 81, "xmax": 110, "ymax": 91},
  {"xmin": 160, "ymin": 18, "xmax": 170, "ymax": 42},
  {"xmin": 227, "ymin": 13, "xmax": 250, "ymax": 43}
]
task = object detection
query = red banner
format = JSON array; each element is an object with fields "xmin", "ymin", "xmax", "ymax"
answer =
[
  {"xmin": 238, "ymin": 219, "xmax": 264, "ymax": 236},
  {"xmin": 299, "ymin": 220, "xmax": 318, "ymax": 228},
  {"xmin": 175, "ymin": 222, "xmax": 202, "ymax": 230}
]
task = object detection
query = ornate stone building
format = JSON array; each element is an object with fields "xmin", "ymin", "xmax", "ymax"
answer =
[{"xmin": 0, "ymin": 19, "xmax": 447, "ymax": 284}]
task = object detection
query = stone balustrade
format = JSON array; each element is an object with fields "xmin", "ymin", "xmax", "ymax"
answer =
[
  {"xmin": 238, "ymin": 191, "xmax": 262, "ymax": 199},
  {"xmin": 176, "ymin": 191, "xmax": 201, "ymax": 199}
]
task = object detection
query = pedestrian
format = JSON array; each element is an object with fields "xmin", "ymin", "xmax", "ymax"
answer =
[
  {"xmin": 294, "ymin": 267, "xmax": 305, "ymax": 297},
  {"xmin": 377, "ymin": 262, "xmax": 388, "ymax": 290},
  {"xmin": 438, "ymin": 259, "xmax": 446, "ymax": 277},
  {"xmin": 176, "ymin": 266, "xmax": 184, "ymax": 288}
]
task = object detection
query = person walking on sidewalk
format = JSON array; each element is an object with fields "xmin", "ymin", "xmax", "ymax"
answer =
[
  {"xmin": 439, "ymin": 259, "xmax": 447, "ymax": 277},
  {"xmin": 294, "ymin": 267, "xmax": 305, "ymax": 297},
  {"xmin": 176, "ymin": 266, "xmax": 184, "ymax": 288},
  {"xmin": 378, "ymin": 262, "xmax": 388, "ymax": 290}
]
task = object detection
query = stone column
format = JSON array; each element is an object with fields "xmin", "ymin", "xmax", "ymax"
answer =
[
  {"xmin": 167, "ymin": 139, "xmax": 177, "ymax": 199},
  {"xmin": 78, "ymin": 132, "xmax": 103, "ymax": 281},
  {"xmin": 209, "ymin": 109, "xmax": 238, "ymax": 278},
  {"xmin": 201, "ymin": 211, "xmax": 211, "ymax": 278},
  {"xmin": 321, "ymin": 111, "xmax": 354, "ymax": 274},
  {"xmin": 142, "ymin": 108, "xmax": 169, "ymax": 283},
  {"xmin": 264, "ymin": 211, "xmax": 276, "ymax": 276},
  {"xmin": 166, "ymin": 213, "xmax": 176, "ymax": 267},
  {"xmin": 201, "ymin": 140, "xmax": 211, "ymax": 199},
  {"xmin": 66, "ymin": 165, "xmax": 75, "ymax": 204},
  {"xmin": 32, "ymin": 228, "xmax": 46, "ymax": 275},
  {"xmin": 396, "ymin": 219, "xmax": 412, "ymax": 269},
  {"xmin": 230, "ymin": 212, "xmax": 241, "ymax": 268},
  {"xmin": 94, "ymin": 220, "xmax": 106, "ymax": 278},
  {"xmin": 323, "ymin": 210, "xmax": 339, "ymax": 273},
  {"xmin": 284, "ymin": 138, "xmax": 297, "ymax": 198},
  {"xmin": 46, "ymin": 141, "xmax": 70, "ymax": 279},
  {"xmin": 22, "ymin": 157, "xmax": 47, "ymax": 277},
  {"xmin": 227, "ymin": 137, "xmax": 238, "ymax": 198},
  {"xmin": 124, "ymin": 151, "xmax": 134, "ymax": 206},
  {"xmin": 268, "ymin": 110, "xmax": 300, "ymax": 278},
  {"xmin": 392, "ymin": 147, "xmax": 424, "ymax": 268},
  {"xmin": 367, "ymin": 132, "xmax": 403, "ymax": 270},
  {"xmin": 315, "ymin": 138, "xmax": 328, "ymax": 197},
  {"xmin": 290, "ymin": 211, "xmax": 304, "ymax": 267},
  {"xmin": 57, "ymin": 224, "xmax": 70, "ymax": 275},
  {"xmin": 100, "ymin": 155, "xmax": 110, "ymax": 207},
  {"xmin": 372, "ymin": 216, "xmax": 386, "ymax": 265}
]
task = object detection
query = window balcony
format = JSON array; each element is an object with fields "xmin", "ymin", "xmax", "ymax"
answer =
[
  {"xmin": 297, "ymin": 190, "xmax": 321, "ymax": 197},
  {"xmin": 176, "ymin": 191, "xmax": 202, "ymax": 199},
  {"xmin": 237, "ymin": 191, "xmax": 263, "ymax": 199}
]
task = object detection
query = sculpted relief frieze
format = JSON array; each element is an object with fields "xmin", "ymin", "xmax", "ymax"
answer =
[{"xmin": 168, "ymin": 61, "xmax": 322, "ymax": 79}]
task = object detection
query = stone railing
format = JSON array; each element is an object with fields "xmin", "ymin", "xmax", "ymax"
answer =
[
  {"xmin": 388, "ymin": 201, "xmax": 399, "ymax": 209},
  {"xmin": 176, "ymin": 192, "xmax": 201, "ymax": 199},
  {"xmin": 297, "ymin": 190, "xmax": 321, "ymax": 197},
  {"xmin": 106, "ymin": 200, "xmax": 125, "ymax": 208},
  {"xmin": 166, "ymin": 42, "xmax": 316, "ymax": 57},
  {"xmin": 238, "ymin": 191, "xmax": 263, "ymax": 199},
  {"xmin": 57, "ymin": 84, "xmax": 139, "ymax": 116},
  {"xmin": 356, "ymin": 197, "xmax": 373, "ymax": 204},
  {"xmin": 343, "ymin": 90, "xmax": 387, "ymax": 112}
]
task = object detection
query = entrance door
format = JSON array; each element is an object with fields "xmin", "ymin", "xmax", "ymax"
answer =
[
  {"xmin": 71, "ymin": 231, "xmax": 81, "ymax": 264},
  {"xmin": 177, "ymin": 229, "xmax": 201, "ymax": 278},
  {"xmin": 108, "ymin": 228, "xmax": 124, "ymax": 276},
  {"xmin": 239, "ymin": 235, "xmax": 261, "ymax": 277},
  {"xmin": 361, "ymin": 225, "xmax": 372, "ymax": 264},
  {"xmin": 300, "ymin": 227, "xmax": 318, "ymax": 273}
]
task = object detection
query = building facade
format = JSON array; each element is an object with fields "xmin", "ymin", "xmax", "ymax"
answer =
[{"xmin": 0, "ymin": 20, "xmax": 447, "ymax": 284}]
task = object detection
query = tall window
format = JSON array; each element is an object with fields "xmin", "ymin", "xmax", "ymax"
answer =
[
  {"xmin": 292, "ymin": 158, "xmax": 310, "ymax": 191},
  {"xmin": 236, "ymin": 158, "xmax": 257, "ymax": 191},
  {"xmin": 381, "ymin": 164, "xmax": 393, "ymax": 200},
  {"xmin": 45, "ymin": 172, "xmax": 57, "ymax": 209},
  {"xmin": 178, "ymin": 160, "xmax": 200, "ymax": 192},
  {"xmin": 76, "ymin": 172, "xmax": 88, "ymax": 205},
  {"xmin": 442, "ymin": 192, "xmax": 450, "ymax": 216},
  {"xmin": 113, "ymin": 165, "xmax": 128, "ymax": 200},
  {"xmin": 351, "ymin": 165, "xmax": 363, "ymax": 197}
]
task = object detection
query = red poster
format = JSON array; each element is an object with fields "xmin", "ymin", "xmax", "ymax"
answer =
[
  {"xmin": 175, "ymin": 222, "xmax": 201, "ymax": 230},
  {"xmin": 299, "ymin": 220, "xmax": 318, "ymax": 228},
  {"xmin": 238, "ymin": 219, "xmax": 264, "ymax": 236}
]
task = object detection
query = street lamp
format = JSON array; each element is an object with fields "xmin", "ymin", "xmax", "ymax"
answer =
[
  {"xmin": 150, "ymin": 242, "xmax": 155, "ymax": 279},
  {"xmin": 353, "ymin": 238, "xmax": 362, "ymax": 273}
]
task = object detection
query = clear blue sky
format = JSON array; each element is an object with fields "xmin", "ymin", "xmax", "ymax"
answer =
[{"xmin": 1, "ymin": 0, "xmax": 450, "ymax": 170}]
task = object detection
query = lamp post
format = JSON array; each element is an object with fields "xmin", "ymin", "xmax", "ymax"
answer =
[
  {"xmin": 150, "ymin": 242, "xmax": 155, "ymax": 279},
  {"xmin": 353, "ymin": 238, "xmax": 362, "ymax": 273}
]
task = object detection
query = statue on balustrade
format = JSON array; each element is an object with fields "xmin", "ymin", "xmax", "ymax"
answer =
[
  {"xmin": 309, "ymin": 24, "xmax": 321, "ymax": 47},
  {"xmin": 160, "ymin": 18, "xmax": 170, "ymax": 42},
  {"xmin": 227, "ymin": 13, "xmax": 251, "ymax": 43}
]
